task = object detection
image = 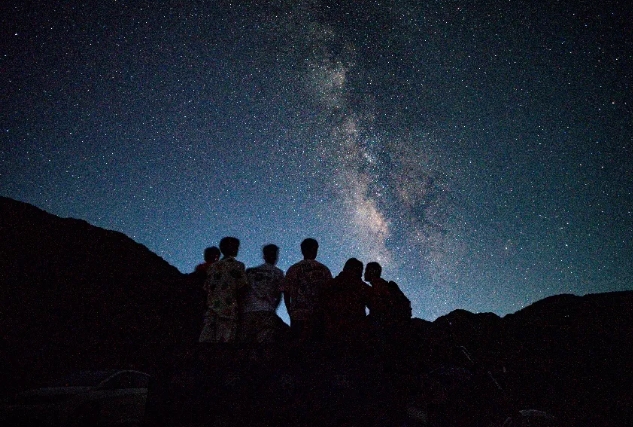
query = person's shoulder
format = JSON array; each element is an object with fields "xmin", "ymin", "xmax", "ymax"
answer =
[
  {"xmin": 206, "ymin": 262, "xmax": 223, "ymax": 277},
  {"xmin": 249, "ymin": 263, "xmax": 274, "ymax": 273},
  {"xmin": 247, "ymin": 262, "xmax": 264, "ymax": 270},
  {"xmin": 317, "ymin": 261, "xmax": 332, "ymax": 276},
  {"xmin": 311, "ymin": 259, "xmax": 330, "ymax": 270},
  {"xmin": 378, "ymin": 277, "xmax": 390, "ymax": 287},
  {"xmin": 388, "ymin": 280, "xmax": 401, "ymax": 290},
  {"xmin": 286, "ymin": 260, "xmax": 303, "ymax": 272},
  {"xmin": 222, "ymin": 257, "xmax": 245, "ymax": 269},
  {"xmin": 212, "ymin": 258, "xmax": 227, "ymax": 267},
  {"xmin": 209, "ymin": 259, "xmax": 222, "ymax": 269}
]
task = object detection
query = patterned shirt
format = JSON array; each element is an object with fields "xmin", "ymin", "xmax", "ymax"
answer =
[
  {"xmin": 205, "ymin": 256, "xmax": 248, "ymax": 319},
  {"xmin": 283, "ymin": 259, "xmax": 332, "ymax": 321},
  {"xmin": 243, "ymin": 263, "xmax": 284, "ymax": 313}
]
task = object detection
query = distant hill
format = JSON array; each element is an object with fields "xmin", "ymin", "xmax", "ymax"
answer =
[{"xmin": 1, "ymin": 196, "xmax": 632, "ymax": 425}]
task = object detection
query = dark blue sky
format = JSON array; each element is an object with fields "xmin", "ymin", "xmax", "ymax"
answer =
[{"xmin": 2, "ymin": 0, "xmax": 632, "ymax": 321}]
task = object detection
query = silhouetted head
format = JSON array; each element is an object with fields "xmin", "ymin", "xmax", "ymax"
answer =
[
  {"xmin": 300, "ymin": 238, "xmax": 319, "ymax": 260},
  {"xmin": 364, "ymin": 262, "xmax": 382, "ymax": 282},
  {"xmin": 219, "ymin": 236, "xmax": 240, "ymax": 257},
  {"xmin": 204, "ymin": 246, "xmax": 221, "ymax": 263},
  {"xmin": 343, "ymin": 258, "xmax": 364, "ymax": 279},
  {"xmin": 263, "ymin": 244, "xmax": 279, "ymax": 265}
]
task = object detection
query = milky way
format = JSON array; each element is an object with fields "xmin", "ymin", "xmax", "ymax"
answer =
[
  {"xmin": 276, "ymin": 9, "xmax": 491, "ymax": 317},
  {"xmin": 2, "ymin": 0, "xmax": 632, "ymax": 320}
]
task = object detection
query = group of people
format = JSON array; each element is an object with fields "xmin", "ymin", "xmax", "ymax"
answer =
[{"xmin": 195, "ymin": 237, "xmax": 411, "ymax": 346}]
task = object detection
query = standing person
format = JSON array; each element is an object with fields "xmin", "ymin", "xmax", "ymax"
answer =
[
  {"xmin": 198, "ymin": 237, "xmax": 248, "ymax": 343},
  {"xmin": 193, "ymin": 246, "xmax": 221, "ymax": 285},
  {"xmin": 240, "ymin": 244, "xmax": 286, "ymax": 343},
  {"xmin": 283, "ymin": 238, "xmax": 332, "ymax": 343},
  {"xmin": 321, "ymin": 258, "xmax": 371, "ymax": 345},
  {"xmin": 195, "ymin": 246, "xmax": 221, "ymax": 275}
]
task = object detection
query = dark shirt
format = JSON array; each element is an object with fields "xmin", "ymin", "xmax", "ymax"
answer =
[
  {"xmin": 283, "ymin": 259, "xmax": 333, "ymax": 321},
  {"xmin": 321, "ymin": 271, "xmax": 371, "ymax": 340}
]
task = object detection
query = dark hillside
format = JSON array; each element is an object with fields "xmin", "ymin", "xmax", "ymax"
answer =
[
  {"xmin": 501, "ymin": 292, "xmax": 633, "ymax": 423},
  {"xmin": 0, "ymin": 197, "xmax": 204, "ymax": 393}
]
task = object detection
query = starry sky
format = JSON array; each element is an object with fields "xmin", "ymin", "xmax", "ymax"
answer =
[{"xmin": 2, "ymin": 0, "xmax": 632, "ymax": 321}]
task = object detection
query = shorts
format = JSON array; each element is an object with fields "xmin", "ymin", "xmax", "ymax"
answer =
[{"xmin": 198, "ymin": 310, "xmax": 238, "ymax": 343}]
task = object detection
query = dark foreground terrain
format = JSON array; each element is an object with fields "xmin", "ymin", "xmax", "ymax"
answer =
[{"xmin": 1, "ymin": 196, "xmax": 632, "ymax": 426}]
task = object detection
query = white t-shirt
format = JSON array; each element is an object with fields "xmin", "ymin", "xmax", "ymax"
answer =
[{"xmin": 243, "ymin": 263, "xmax": 284, "ymax": 313}]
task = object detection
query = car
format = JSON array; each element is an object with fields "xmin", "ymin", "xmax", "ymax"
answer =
[{"xmin": 1, "ymin": 369, "xmax": 150, "ymax": 426}]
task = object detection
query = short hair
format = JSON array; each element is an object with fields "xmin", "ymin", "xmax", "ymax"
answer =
[
  {"xmin": 219, "ymin": 236, "xmax": 240, "ymax": 257},
  {"xmin": 263, "ymin": 244, "xmax": 279, "ymax": 264},
  {"xmin": 300, "ymin": 238, "xmax": 319, "ymax": 259},
  {"xmin": 343, "ymin": 257, "xmax": 364, "ymax": 277},
  {"xmin": 204, "ymin": 246, "xmax": 221, "ymax": 262},
  {"xmin": 365, "ymin": 261, "xmax": 382, "ymax": 277}
]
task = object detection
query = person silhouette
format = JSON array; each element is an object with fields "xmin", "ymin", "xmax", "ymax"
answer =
[
  {"xmin": 321, "ymin": 258, "xmax": 371, "ymax": 345},
  {"xmin": 195, "ymin": 246, "xmax": 220, "ymax": 274},
  {"xmin": 193, "ymin": 246, "xmax": 220, "ymax": 286},
  {"xmin": 198, "ymin": 237, "xmax": 247, "ymax": 343},
  {"xmin": 283, "ymin": 238, "xmax": 332, "ymax": 343},
  {"xmin": 364, "ymin": 261, "xmax": 411, "ymax": 326},
  {"xmin": 240, "ymin": 244, "xmax": 286, "ymax": 343}
]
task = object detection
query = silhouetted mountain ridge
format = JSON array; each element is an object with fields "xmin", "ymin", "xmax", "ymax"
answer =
[
  {"xmin": 1, "ymin": 196, "xmax": 632, "ymax": 425},
  {"xmin": 0, "ymin": 196, "xmax": 204, "ymax": 392}
]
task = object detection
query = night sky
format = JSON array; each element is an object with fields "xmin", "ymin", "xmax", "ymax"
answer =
[{"xmin": 2, "ymin": 0, "xmax": 632, "ymax": 321}]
